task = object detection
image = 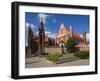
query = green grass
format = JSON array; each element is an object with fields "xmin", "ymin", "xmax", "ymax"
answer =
[
  {"xmin": 46, "ymin": 52, "xmax": 61, "ymax": 63},
  {"xmin": 74, "ymin": 51, "xmax": 89, "ymax": 59}
]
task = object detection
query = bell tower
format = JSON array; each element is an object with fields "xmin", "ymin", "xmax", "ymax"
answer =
[
  {"xmin": 70, "ymin": 25, "xmax": 73, "ymax": 37},
  {"xmin": 82, "ymin": 32, "xmax": 86, "ymax": 43},
  {"xmin": 38, "ymin": 19, "xmax": 45, "ymax": 54}
]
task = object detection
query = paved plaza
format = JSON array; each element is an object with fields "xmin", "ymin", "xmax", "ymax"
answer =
[
  {"xmin": 25, "ymin": 54, "xmax": 89, "ymax": 68},
  {"xmin": 25, "ymin": 47, "xmax": 89, "ymax": 68}
]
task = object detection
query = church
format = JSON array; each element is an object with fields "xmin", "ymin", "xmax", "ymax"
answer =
[
  {"xmin": 55, "ymin": 23, "xmax": 87, "ymax": 46},
  {"xmin": 26, "ymin": 21, "xmax": 88, "ymax": 57},
  {"xmin": 26, "ymin": 20, "xmax": 55, "ymax": 57}
]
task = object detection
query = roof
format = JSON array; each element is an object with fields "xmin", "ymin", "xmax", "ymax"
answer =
[
  {"xmin": 73, "ymin": 33, "xmax": 80, "ymax": 39},
  {"xmin": 31, "ymin": 35, "xmax": 49, "ymax": 42}
]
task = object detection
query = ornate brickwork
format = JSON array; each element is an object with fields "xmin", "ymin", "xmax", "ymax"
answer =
[{"xmin": 55, "ymin": 23, "xmax": 87, "ymax": 46}]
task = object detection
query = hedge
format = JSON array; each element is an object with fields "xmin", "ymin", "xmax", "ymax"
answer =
[{"xmin": 74, "ymin": 51, "xmax": 89, "ymax": 59}]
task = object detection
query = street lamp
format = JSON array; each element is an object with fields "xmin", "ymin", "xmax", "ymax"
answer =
[{"xmin": 60, "ymin": 40, "xmax": 65, "ymax": 54}]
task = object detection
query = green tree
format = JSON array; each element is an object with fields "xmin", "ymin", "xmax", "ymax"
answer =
[{"xmin": 65, "ymin": 37, "xmax": 77, "ymax": 53}]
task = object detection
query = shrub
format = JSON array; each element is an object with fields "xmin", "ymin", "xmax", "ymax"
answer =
[
  {"xmin": 39, "ymin": 52, "xmax": 49, "ymax": 58},
  {"xmin": 46, "ymin": 53, "xmax": 61, "ymax": 63},
  {"xmin": 42, "ymin": 52, "xmax": 49, "ymax": 55},
  {"xmin": 74, "ymin": 51, "xmax": 89, "ymax": 59},
  {"xmin": 65, "ymin": 38, "xmax": 77, "ymax": 53}
]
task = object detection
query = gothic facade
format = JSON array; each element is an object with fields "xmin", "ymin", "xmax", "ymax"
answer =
[
  {"xmin": 26, "ymin": 20, "xmax": 45, "ymax": 57},
  {"xmin": 26, "ymin": 20, "xmax": 53, "ymax": 57},
  {"xmin": 55, "ymin": 23, "xmax": 87, "ymax": 46}
]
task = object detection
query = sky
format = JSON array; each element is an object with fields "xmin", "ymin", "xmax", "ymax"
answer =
[{"xmin": 25, "ymin": 12, "xmax": 89, "ymax": 46}]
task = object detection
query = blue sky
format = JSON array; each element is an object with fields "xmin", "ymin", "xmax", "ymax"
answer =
[{"xmin": 25, "ymin": 12, "xmax": 89, "ymax": 46}]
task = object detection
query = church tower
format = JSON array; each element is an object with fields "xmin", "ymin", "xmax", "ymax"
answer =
[
  {"xmin": 82, "ymin": 32, "xmax": 86, "ymax": 43},
  {"xmin": 38, "ymin": 19, "xmax": 45, "ymax": 55},
  {"xmin": 27, "ymin": 26, "xmax": 33, "ymax": 57},
  {"xmin": 70, "ymin": 25, "xmax": 73, "ymax": 37}
]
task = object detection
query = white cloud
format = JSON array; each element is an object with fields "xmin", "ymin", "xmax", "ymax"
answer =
[
  {"xmin": 80, "ymin": 33, "xmax": 90, "ymax": 42},
  {"xmin": 80, "ymin": 34, "xmax": 82, "ymax": 38},
  {"xmin": 38, "ymin": 13, "xmax": 48, "ymax": 23},
  {"xmin": 50, "ymin": 33, "xmax": 56, "ymax": 38},
  {"xmin": 45, "ymin": 31, "xmax": 52, "ymax": 35},
  {"xmin": 25, "ymin": 22, "xmax": 37, "ymax": 31},
  {"xmin": 86, "ymin": 33, "xmax": 90, "ymax": 42},
  {"xmin": 30, "ymin": 24, "xmax": 37, "ymax": 29},
  {"xmin": 26, "ymin": 22, "xmax": 30, "ymax": 27},
  {"xmin": 50, "ymin": 14, "xmax": 56, "ymax": 23},
  {"xmin": 36, "ymin": 31, "xmax": 56, "ymax": 39},
  {"xmin": 36, "ymin": 31, "xmax": 39, "ymax": 35},
  {"xmin": 45, "ymin": 31, "xmax": 56, "ymax": 39},
  {"xmin": 25, "ymin": 23, "xmax": 29, "ymax": 32}
]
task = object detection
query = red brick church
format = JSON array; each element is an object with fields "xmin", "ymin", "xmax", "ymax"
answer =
[
  {"xmin": 55, "ymin": 23, "xmax": 88, "ymax": 46},
  {"xmin": 26, "ymin": 21, "xmax": 89, "ymax": 57},
  {"xmin": 26, "ymin": 20, "xmax": 55, "ymax": 57}
]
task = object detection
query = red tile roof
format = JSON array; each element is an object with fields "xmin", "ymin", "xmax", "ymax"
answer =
[{"xmin": 73, "ymin": 33, "xmax": 80, "ymax": 39}]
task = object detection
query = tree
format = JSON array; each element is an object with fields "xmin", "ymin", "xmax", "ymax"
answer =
[{"xmin": 65, "ymin": 37, "xmax": 77, "ymax": 53}]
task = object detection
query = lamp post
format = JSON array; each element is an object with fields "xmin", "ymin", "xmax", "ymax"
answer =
[{"xmin": 60, "ymin": 40, "xmax": 65, "ymax": 54}]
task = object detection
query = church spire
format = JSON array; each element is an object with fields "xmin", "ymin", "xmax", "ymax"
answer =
[
  {"xmin": 60, "ymin": 23, "xmax": 65, "ymax": 29},
  {"xmin": 38, "ymin": 18, "xmax": 45, "ymax": 54},
  {"xmin": 39, "ymin": 18, "xmax": 44, "ymax": 32},
  {"xmin": 70, "ymin": 25, "xmax": 73, "ymax": 36}
]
